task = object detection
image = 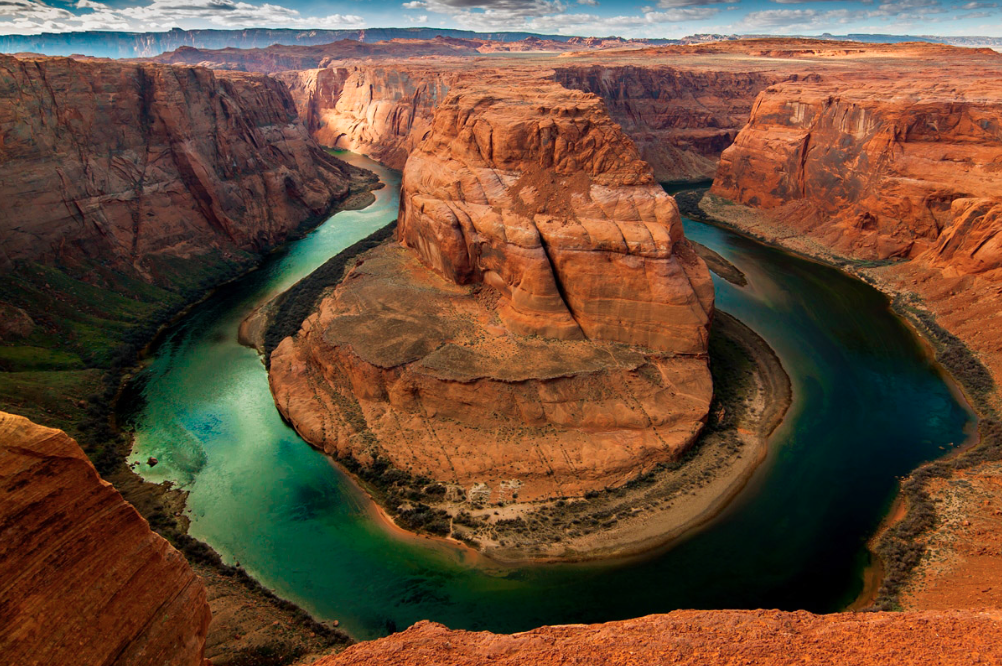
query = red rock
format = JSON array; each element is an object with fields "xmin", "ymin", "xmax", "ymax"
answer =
[
  {"xmin": 0, "ymin": 411, "xmax": 210, "ymax": 666},
  {"xmin": 0, "ymin": 54, "xmax": 370, "ymax": 274},
  {"xmin": 310, "ymin": 610, "xmax": 1002, "ymax": 666}
]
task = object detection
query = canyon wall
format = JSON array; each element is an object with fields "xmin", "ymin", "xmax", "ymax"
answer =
[
  {"xmin": 278, "ymin": 65, "xmax": 458, "ymax": 170},
  {"xmin": 0, "ymin": 411, "xmax": 210, "ymax": 666},
  {"xmin": 312, "ymin": 611, "xmax": 1002, "ymax": 665},
  {"xmin": 0, "ymin": 54, "xmax": 370, "ymax": 274},
  {"xmin": 269, "ymin": 78, "xmax": 713, "ymax": 507},
  {"xmin": 553, "ymin": 65, "xmax": 782, "ymax": 182},
  {"xmin": 712, "ymin": 76, "xmax": 1002, "ymax": 262}
]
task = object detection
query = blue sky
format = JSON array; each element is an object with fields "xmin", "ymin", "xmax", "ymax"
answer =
[{"xmin": 1, "ymin": 0, "xmax": 1000, "ymax": 38}]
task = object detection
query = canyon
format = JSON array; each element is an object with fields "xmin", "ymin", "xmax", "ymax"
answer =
[{"xmin": 2, "ymin": 34, "xmax": 1002, "ymax": 666}]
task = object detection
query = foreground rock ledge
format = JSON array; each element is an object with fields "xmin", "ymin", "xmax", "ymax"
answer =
[
  {"xmin": 270, "ymin": 77, "xmax": 713, "ymax": 508},
  {"xmin": 0, "ymin": 412, "xmax": 210, "ymax": 666},
  {"xmin": 313, "ymin": 610, "xmax": 1002, "ymax": 666}
]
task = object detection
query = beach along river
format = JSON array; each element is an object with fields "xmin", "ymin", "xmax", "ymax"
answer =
[{"xmin": 124, "ymin": 154, "xmax": 973, "ymax": 640}]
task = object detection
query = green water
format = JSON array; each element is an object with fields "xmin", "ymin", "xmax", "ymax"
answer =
[{"xmin": 125, "ymin": 155, "xmax": 974, "ymax": 640}]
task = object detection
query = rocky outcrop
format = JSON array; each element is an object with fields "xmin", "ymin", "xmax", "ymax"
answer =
[
  {"xmin": 553, "ymin": 66, "xmax": 783, "ymax": 182},
  {"xmin": 313, "ymin": 610, "xmax": 1002, "ymax": 665},
  {"xmin": 270, "ymin": 78, "xmax": 713, "ymax": 506},
  {"xmin": 278, "ymin": 65, "xmax": 458, "ymax": 170},
  {"xmin": 398, "ymin": 79, "xmax": 713, "ymax": 351},
  {"xmin": 0, "ymin": 54, "xmax": 372, "ymax": 274},
  {"xmin": 0, "ymin": 411, "xmax": 210, "ymax": 666}
]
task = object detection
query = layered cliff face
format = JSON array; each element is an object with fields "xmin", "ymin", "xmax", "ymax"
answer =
[
  {"xmin": 0, "ymin": 411, "xmax": 210, "ymax": 666},
  {"xmin": 279, "ymin": 65, "xmax": 458, "ymax": 170},
  {"xmin": 553, "ymin": 66, "xmax": 783, "ymax": 182},
  {"xmin": 398, "ymin": 80, "xmax": 714, "ymax": 351},
  {"xmin": 270, "ymin": 78, "xmax": 713, "ymax": 506},
  {"xmin": 314, "ymin": 610, "xmax": 1002, "ymax": 665},
  {"xmin": 712, "ymin": 75, "xmax": 1002, "ymax": 263},
  {"xmin": 0, "ymin": 54, "xmax": 368, "ymax": 273},
  {"xmin": 707, "ymin": 52, "xmax": 1002, "ymax": 391}
]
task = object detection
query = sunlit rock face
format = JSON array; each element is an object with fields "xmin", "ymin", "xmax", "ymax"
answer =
[
  {"xmin": 0, "ymin": 411, "xmax": 211, "ymax": 666},
  {"xmin": 270, "ymin": 77, "xmax": 714, "ymax": 505}
]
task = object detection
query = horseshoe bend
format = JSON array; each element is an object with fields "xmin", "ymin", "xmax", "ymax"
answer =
[{"xmin": 1, "ymin": 28, "xmax": 1002, "ymax": 666}]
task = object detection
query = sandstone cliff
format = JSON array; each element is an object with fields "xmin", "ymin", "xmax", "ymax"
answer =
[
  {"xmin": 712, "ymin": 73, "xmax": 1002, "ymax": 263},
  {"xmin": 0, "ymin": 411, "xmax": 210, "ymax": 666},
  {"xmin": 269, "ymin": 78, "xmax": 713, "ymax": 508},
  {"xmin": 553, "ymin": 65, "xmax": 783, "ymax": 182},
  {"xmin": 0, "ymin": 54, "xmax": 370, "ymax": 273},
  {"xmin": 312, "ymin": 610, "xmax": 1002, "ymax": 665},
  {"xmin": 278, "ymin": 65, "xmax": 457, "ymax": 170}
]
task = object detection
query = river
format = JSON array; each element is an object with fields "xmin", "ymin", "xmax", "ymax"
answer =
[{"xmin": 125, "ymin": 153, "xmax": 973, "ymax": 640}]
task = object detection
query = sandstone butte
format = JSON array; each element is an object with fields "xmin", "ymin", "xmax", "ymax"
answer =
[
  {"xmin": 269, "ymin": 77, "xmax": 715, "ymax": 504},
  {"xmin": 0, "ymin": 411, "xmax": 210, "ymax": 666},
  {"xmin": 0, "ymin": 53, "xmax": 373, "ymax": 286}
]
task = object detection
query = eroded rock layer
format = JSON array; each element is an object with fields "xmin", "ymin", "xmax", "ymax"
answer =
[
  {"xmin": 270, "ymin": 78, "xmax": 713, "ymax": 504},
  {"xmin": 313, "ymin": 610, "xmax": 1002, "ymax": 666},
  {"xmin": 712, "ymin": 72, "xmax": 1002, "ymax": 263},
  {"xmin": 552, "ymin": 66, "xmax": 783, "ymax": 182},
  {"xmin": 398, "ymin": 79, "xmax": 714, "ymax": 352},
  {"xmin": 0, "ymin": 411, "xmax": 210, "ymax": 666},
  {"xmin": 278, "ymin": 65, "xmax": 458, "ymax": 170},
  {"xmin": 0, "ymin": 54, "xmax": 370, "ymax": 273}
]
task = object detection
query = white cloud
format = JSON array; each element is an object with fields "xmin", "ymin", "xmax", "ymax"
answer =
[
  {"xmin": 0, "ymin": 0, "xmax": 365, "ymax": 34},
  {"xmin": 577, "ymin": 0, "xmax": 598, "ymax": 6},
  {"xmin": 654, "ymin": 0, "xmax": 735, "ymax": 7}
]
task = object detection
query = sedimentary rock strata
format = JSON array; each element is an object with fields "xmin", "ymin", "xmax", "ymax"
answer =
[
  {"xmin": 0, "ymin": 54, "xmax": 371, "ymax": 274},
  {"xmin": 270, "ymin": 78, "xmax": 713, "ymax": 504},
  {"xmin": 553, "ymin": 66, "xmax": 782, "ymax": 182},
  {"xmin": 313, "ymin": 610, "xmax": 1002, "ymax": 666},
  {"xmin": 712, "ymin": 70, "xmax": 1002, "ymax": 263},
  {"xmin": 0, "ymin": 411, "xmax": 210, "ymax": 666},
  {"xmin": 398, "ymin": 79, "xmax": 714, "ymax": 351},
  {"xmin": 278, "ymin": 65, "xmax": 458, "ymax": 170}
]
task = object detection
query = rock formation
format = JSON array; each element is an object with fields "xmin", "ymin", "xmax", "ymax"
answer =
[
  {"xmin": 712, "ymin": 69, "xmax": 1002, "ymax": 263},
  {"xmin": 270, "ymin": 78, "xmax": 713, "ymax": 505},
  {"xmin": 312, "ymin": 610, "xmax": 1002, "ymax": 665},
  {"xmin": 0, "ymin": 54, "xmax": 372, "ymax": 276},
  {"xmin": 278, "ymin": 65, "xmax": 458, "ymax": 170},
  {"xmin": 0, "ymin": 411, "xmax": 210, "ymax": 666},
  {"xmin": 553, "ymin": 66, "xmax": 783, "ymax": 182}
]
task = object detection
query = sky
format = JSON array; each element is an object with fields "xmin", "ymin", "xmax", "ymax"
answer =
[{"xmin": 1, "ymin": 0, "xmax": 1000, "ymax": 39}]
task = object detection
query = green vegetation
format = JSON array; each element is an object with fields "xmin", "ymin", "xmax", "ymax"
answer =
[{"xmin": 0, "ymin": 252, "xmax": 251, "ymax": 472}]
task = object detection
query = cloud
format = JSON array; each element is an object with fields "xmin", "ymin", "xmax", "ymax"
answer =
[
  {"xmin": 653, "ymin": 0, "xmax": 734, "ymax": 7},
  {"xmin": 960, "ymin": 0, "xmax": 997, "ymax": 7},
  {"xmin": 576, "ymin": 0, "xmax": 598, "ymax": 5},
  {"xmin": 0, "ymin": 0, "xmax": 365, "ymax": 34}
]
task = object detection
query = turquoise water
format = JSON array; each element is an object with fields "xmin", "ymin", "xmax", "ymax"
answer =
[{"xmin": 125, "ymin": 155, "xmax": 973, "ymax": 640}]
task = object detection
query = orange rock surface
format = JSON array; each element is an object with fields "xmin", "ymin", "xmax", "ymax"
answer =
[
  {"xmin": 312, "ymin": 610, "xmax": 1002, "ymax": 666},
  {"xmin": 0, "ymin": 411, "xmax": 210, "ymax": 666},
  {"xmin": 269, "ymin": 77, "xmax": 713, "ymax": 504},
  {"xmin": 398, "ymin": 78, "xmax": 714, "ymax": 352}
]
